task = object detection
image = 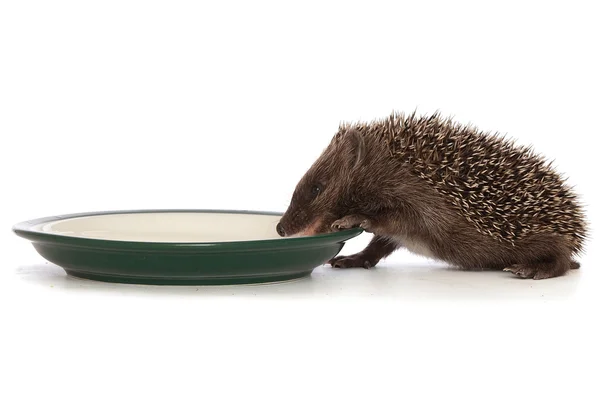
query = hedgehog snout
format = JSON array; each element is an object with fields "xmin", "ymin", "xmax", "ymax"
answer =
[{"xmin": 276, "ymin": 222, "xmax": 286, "ymax": 237}]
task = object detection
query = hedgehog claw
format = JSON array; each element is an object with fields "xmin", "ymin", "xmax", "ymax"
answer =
[{"xmin": 359, "ymin": 220, "xmax": 372, "ymax": 231}]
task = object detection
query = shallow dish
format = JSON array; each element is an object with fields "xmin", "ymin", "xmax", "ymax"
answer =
[{"xmin": 13, "ymin": 210, "xmax": 362, "ymax": 285}]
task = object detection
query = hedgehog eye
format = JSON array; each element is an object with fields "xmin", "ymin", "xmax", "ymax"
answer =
[{"xmin": 310, "ymin": 184, "xmax": 322, "ymax": 198}]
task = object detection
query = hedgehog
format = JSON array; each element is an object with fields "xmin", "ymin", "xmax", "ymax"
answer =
[{"xmin": 276, "ymin": 111, "xmax": 587, "ymax": 279}]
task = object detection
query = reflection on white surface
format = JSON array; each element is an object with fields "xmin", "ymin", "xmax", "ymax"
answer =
[
  {"xmin": 36, "ymin": 212, "xmax": 282, "ymax": 242},
  {"xmin": 15, "ymin": 260, "xmax": 581, "ymax": 300}
]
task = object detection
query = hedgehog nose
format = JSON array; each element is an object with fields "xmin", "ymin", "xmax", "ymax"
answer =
[{"xmin": 276, "ymin": 222, "xmax": 286, "ymax": 237}]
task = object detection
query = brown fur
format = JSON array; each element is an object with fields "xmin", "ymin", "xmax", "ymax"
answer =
[{"xmin": 277, "ymin": 112, "xmax": 587, "ymax": 279}]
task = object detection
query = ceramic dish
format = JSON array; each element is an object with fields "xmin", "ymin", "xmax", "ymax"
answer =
[{"xmin": 13, "ymin": 210, "xmax": 363, "ymax": 285}]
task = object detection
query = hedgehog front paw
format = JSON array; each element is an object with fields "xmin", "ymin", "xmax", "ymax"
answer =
[
  {"xmin": 327, "ymin": 254, "xmax": 376, "ymax": 269},
  {"xmin": 331, "ymin": 215, "xmax": 372, "ymax": 232}
]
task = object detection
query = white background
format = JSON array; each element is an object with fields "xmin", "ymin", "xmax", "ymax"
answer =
[{"xmin": 1, "ymin": 1, "xmax": 599, "ymax": 397}]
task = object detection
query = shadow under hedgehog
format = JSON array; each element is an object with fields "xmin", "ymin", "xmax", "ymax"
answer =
[{"xmin": 276, "ymin": 112, "xmax": 587, "ymax": 279}]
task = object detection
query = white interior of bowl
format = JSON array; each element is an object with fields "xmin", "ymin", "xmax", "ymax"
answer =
[{"xmin": 34, "ymin": 212, "xmax": 283, "ymax": 242}]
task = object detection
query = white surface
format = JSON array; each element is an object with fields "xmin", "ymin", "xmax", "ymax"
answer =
[
  {"xmin": 1, "ymin": 1, "xmax": 599, "ymax": 398},
  {"xmin": 36, "ymin": 212, "xmax": 282, "ymax": 242}
]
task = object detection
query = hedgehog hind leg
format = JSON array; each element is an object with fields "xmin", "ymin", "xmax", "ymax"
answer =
[
  {"xmin": 501, "ymin": 233, "xmax": 581, "ymax": 279},
  {"xmin": 503, "ymin": 255, "xmax": 573, "ymax": 280}
]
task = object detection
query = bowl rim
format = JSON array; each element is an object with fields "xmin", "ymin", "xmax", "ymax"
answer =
[{"xmin": 12, "ymin": 209, "xmax": 363, "ymax": 252}]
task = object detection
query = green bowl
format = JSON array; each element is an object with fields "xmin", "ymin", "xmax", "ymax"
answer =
[{"xmin": 12, "ymin": 210, "xmax": 363, "ymax": 285}]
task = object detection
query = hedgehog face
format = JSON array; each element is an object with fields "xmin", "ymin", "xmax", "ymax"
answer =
[{"xmin": 277, "ymin": 130, "xmax": 364, "ymax": 237}]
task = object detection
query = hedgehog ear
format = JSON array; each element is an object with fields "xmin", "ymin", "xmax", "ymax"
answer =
[{"xmin": 340, "ymin": 129, "xmax": 365, "ymax": 170}]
